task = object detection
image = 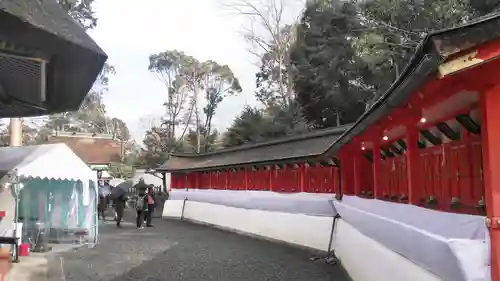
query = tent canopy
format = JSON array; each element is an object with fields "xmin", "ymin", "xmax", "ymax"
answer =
[
  {"xmin": 99, "ymin": 170, "xmax": 112, "ymax": 180},
  {"xmin": 0, "ymin": 143, "xmax": 96, "ymax": 183}
]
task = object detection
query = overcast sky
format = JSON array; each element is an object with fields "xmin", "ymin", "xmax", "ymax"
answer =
[{"xmin": 86, "ymin": 0, "xmax": 304, "ymax": 142}]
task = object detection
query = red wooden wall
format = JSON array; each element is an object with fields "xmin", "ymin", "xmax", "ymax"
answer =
[
  {"xmin": 374, "ymin": 135, "xmax": 483, "ymax": 214},
  {"xmin": 379, "ymin": 155, "xmax": 407, "ymax": 200},
  {"xmin": 418, "ymin": 137, "xmax": 483, "ymax": 213},
  {"xmin": 304, "ymin": 165, "xmax": 339, "ymax": 193},
  {"xmin": 169, "ymin": 131, "xmax": 482, "ymax": 215},
  {"xmin": 170, "ymin": 166, "xmax": 340, "ymax": 194}
]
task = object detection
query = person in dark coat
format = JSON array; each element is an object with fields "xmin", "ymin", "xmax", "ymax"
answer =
[
  {"xmin": 114, "ymin": 193, "xmax": 128, "ymax": 227},
  {"xmin": 136, "ymin": 189, "xmax": 148, "ymax": 229},
  {"xmin": 98, "ymin": 194, "xmax": 107, "ymax": 221},
  {"xmin": 133, "ymin": 178, "xmax": 149, "ymax": 192},
  {"xmin": 145, "ymin": 186, "xmax": 156, "ymax": 227}
]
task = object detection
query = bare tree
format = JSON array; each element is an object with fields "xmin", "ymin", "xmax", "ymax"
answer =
[
  {"xmin": 223, "ymin": 0, "xmax": 302, "ymax": 106},
  {"xmin": 200, "ymin": 61, "xmax": 242, "ymax": 150},
  {"xmin": 181, "ymin": 57, "xmax": 204, "ymax": 153},
  {"xmin": 149, "ymin": 50, "xmax": 192, "ymax": 140}
]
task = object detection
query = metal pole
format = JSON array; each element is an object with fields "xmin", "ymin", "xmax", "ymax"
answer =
[
  {"xmin": 9, "ymin": 169, "xmax": 19, "ymax": 261},
  {"xmin": 94, "ymin": 182, "xmax": 99, "ymax": 247}
]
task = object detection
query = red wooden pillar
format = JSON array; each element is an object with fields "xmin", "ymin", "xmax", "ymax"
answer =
[
  {"xmin": 268, "ymin": 167, "xmax": 273, "ymax": 192},
  {"xmin": 353, "ymin": 153, "xmax": 362, "ymax": 196},
  {"xmin": 299, "ymin": 163, "xmax": 306, "ymax": 193},
  {"xmin": 372, "ymin": 140, "xmax": 382, "ymax": 199},
  {"xmin": 170, "ymin": 174, "xmax": 175, "ymax": 190},
  {"xmin": 244, "ymin": 169, "xmax": 248, "ymax": 190},
  {"xmin": 481, "ymin": 85, "xmax": 500, "ymax": 281},
  {"xmin": 209, "ymin": 171, "xmax": 212, "ymax": 189},
  {"xmin": 462, "ymin": 130, "xmax": 474, "ymax": 205},
  {"xmin": 405, "ymin": 125, "xmax": 421, "ymax": 205},
  {"xmin": 225, "ymin": 170, "xmax": 230, "ymax": 190},
  {"xmin": 339, "ymin": 147, "xmax": 353, "ymax": 195}
]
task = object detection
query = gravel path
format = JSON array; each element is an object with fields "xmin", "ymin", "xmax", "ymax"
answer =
[{"xmin": 47, "ymin": 210, "xmax": 351, "ymax": 281}]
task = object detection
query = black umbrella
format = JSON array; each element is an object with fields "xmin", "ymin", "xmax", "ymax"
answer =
[
  {"xmin": 0, "ymin": 1, "xmax": 107, "ymax": 117},
  {"xmin": 109, "ymin": 181, "xmax": 132, "ymax": 200}
]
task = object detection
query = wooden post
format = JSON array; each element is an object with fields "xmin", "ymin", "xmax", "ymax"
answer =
[
  {"xmin": 372, "ymin": 140, "xmax": 382, "ymax": 199},
  {"xmin": 244, "ymin": 169, "xmax": 248, "ymax": 190},
  {"xmin": 405, "ymin": 125, "xmax": 420, "ymax": 205},
  {"xmin": 462, "ymin": 130, "xmax": 474, "ymax": 206},
  {"xmin": 299, "ymin": 163, "xmax": 305, "ymax": 193},
  {"xmin": 269, "ymin": 167, "xmax": 273, "ymax": 192},
  {"xmin": 353, "ymin": 153, "xmax": 362, "ymax": 196},
  {"xmin": 161, "ymin": 172, "xmax": 167, "ymax": 192},
  {"xmin": 481, "ymin": 85, "xmax": 500, "ymax": 281},
  {"xmin": 339, "ymin": 148, "xmax": 352, "ymax": 195},
  {"xmin": 170, "ymin": 173, "xmax": 175, "ymax": 190}
]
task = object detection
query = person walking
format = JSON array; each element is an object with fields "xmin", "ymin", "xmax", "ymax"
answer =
[
  {"xmin": 115, "ymin": 193, "xmax": 128, "ymax": 228},
  {"xmin": 98, "ymin": 194, "xmax": 107, "ymax": 221},
  {"xmin": 135, "ymin": 189, "xmax": 147, "ymax": 229},
  {"xmin": 145, "ymin": 187, "xmax": 156, "ymax": 227}
]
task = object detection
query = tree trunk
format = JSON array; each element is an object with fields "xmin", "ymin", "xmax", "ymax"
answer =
[
  {"xmin": 194, "ymin": 84, "xmax": 201, "ymax": 154},
  {"xmin": 180, "ymin": 101, "xmax": 195, "ymax": 139}
]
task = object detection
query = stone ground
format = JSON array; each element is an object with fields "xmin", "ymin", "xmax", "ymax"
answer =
[
  {"xmin": 5, "ymin": 253, "xmax": 47, "ymax": 281},
  {"xmin": 44, "ymin": 210, "xmax": 351, "ymax": 281}
]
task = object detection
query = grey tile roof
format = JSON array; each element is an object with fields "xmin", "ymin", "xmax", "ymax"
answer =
[{"xmin": 158, "ymin": 125, "xmax": 350, "ymax": 172}]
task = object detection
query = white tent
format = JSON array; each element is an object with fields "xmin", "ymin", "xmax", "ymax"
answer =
[
  {"xmin": 0, "ymin": 143, "xmax": 96, "ymax": 184},
  {"xmin": 0, "ymin": 144, "xmax": 98, "ymax": 245},
  {"xmin": 99, "ymin": 170, "xmax": 112, "ymax": 180},
  {"xmin": 133, "ymin": 169, "xmax": 164, "ymax": 188}
]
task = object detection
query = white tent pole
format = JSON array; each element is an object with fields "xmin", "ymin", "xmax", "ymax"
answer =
[{"xmin": 8, "ymin": 169, "xmax": 19, "ymax": 252}]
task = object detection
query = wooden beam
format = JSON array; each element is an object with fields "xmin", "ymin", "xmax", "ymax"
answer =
[
  {"xmin": 244, "ymin": 169, "xmax": 248, "ymax": 190},
  {"xmin": 481, "ymin": 84, "xmax": 500, "ymax": 281},
  {"xmin": 405, "ymin": 125, "xmax": 420, "ymax": 205},
  {"xmin": 299, "ymin": 163, "xmax": 305, "ymax": 193},
  {"xmin": 372, "ymin": 140, "xmax": 382, "ymax": 199}
]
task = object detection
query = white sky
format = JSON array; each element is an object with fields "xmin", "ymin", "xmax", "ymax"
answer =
[{"xmin": 86, "ymin": 0, "xmax": 304, "ymax": 142}]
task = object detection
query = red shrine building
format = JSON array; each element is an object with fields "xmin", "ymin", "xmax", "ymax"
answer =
[{"xmin": 159, "ymin": 14, "xmax": 500, "ymax": 281}]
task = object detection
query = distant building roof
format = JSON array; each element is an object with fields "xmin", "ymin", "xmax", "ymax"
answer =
[
  {"xmin": 47, "ymin": 132, "xmax": 123, "ymax": 164},
  {"xmin": 157, "ymin": 125, "xmax": 350, "ymax": 172}
]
